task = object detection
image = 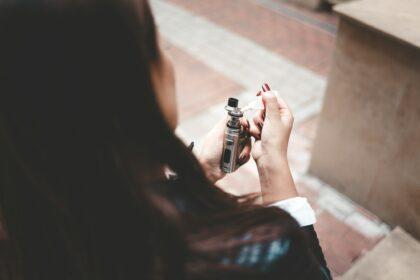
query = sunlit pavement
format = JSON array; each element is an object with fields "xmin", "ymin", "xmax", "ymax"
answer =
[{"xmin": 151, "ymin": 0, "xmax": 390, "ymax": 278}]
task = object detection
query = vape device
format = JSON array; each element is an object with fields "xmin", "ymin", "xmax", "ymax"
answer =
[{"xmin": 221, "ymin": 98, "xmax": 245, "ymax": 173}]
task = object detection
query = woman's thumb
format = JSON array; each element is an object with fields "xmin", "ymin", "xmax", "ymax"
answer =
[{"xmin": 262, "ymin": 91, "xmax": 280, "ymax": 118}]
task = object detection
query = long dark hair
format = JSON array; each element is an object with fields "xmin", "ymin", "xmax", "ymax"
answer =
[{"xmin": 0, "ymin": 1, "xmax": 322, "ymax": 279}]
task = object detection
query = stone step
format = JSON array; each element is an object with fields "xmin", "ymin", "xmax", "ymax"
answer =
[{"xmin": 342, "ymin": 227, "xmax": 420, "ymax": 280}]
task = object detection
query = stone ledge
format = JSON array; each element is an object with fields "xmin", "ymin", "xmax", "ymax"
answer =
[
  {"xmin": 342, "ymin": 227, "xmax": 420, "ymax": 280},
  {"xmin": 334, "ymin": 0, "xmax": 420, "ymax": 49}
]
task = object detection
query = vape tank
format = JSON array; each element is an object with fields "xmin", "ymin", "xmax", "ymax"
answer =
[{"xmin": 221, "ymin": 98, "xmax": 246, "ymax": 173}]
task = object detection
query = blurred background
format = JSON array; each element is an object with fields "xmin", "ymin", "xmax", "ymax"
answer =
[{"xmin": 151, "ymin": 0, "xmax": 420, "ymax": 279}]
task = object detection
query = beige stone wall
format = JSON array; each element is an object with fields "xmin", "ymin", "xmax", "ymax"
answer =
[{"xmin": 309, "ymin": 18, "xmax": 420, "ymax": 238}]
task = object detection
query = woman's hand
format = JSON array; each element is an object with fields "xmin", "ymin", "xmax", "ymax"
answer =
[
  {"xmin": 197, "ymin": 118, "xmax": 251, "ymax": 183},
  {"xmin": 249, "ymin": 85, "xmax": 298, "ymax": 204},
  {"xmin": 250, "ymin": 90, "xmax": 293, "ymax": 163}
]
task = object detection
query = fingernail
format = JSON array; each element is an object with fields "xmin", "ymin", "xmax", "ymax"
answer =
[
  {"xmin": 243, "ymin": 120, "xmax": 249, "ymax": 129},
  {"xmin": 256, "ymin": 91, "xmax": 262, "ymax": 96},
  {"xmin": 262, "ymin": 83, "xmax": 270, "ymax": 92},
  {"xmin": 239, "ymin": 153, "xmax": 248, "ymax": 164}
]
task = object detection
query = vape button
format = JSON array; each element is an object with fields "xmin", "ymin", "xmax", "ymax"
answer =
[{"xmin": 223, "ymin": 149, "xmax": 231, "ymax": 163}]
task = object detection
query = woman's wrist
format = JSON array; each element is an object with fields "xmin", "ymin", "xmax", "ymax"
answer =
[{"xmin": 256, "ymin": 155, "xmax": 298, "ymax": 205}]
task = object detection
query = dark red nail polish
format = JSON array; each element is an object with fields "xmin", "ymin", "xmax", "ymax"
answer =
[
  {"xmin": 256, "ymin": 91, "xmax": 262, "ymax": 96},
  {"xmin": 262, "ymin": 83, "xmax": 270, "ymax": 92},
  {"xmin": 239, "ymin": 153, "xmax": 249, "ymax": 165},
  {"xmin": 245, "ymin": 119, "xmax": 250, "ymax": 129}
]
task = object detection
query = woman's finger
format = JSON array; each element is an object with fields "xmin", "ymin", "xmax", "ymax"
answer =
[
  {"xmin": 240, "ymin": 118, "xmax": 250, "ymax": 132},
  {"xmin": 262, "ymin": 91, "xmax": 293, "ymax": 119},
  {"xmin": 249, "ymin": 117, "xmax": 261, "ymax": 139},
  {"xmin": 274, "ymin": 94, "xmax": 293, "ymax": 117},
  {"xmin": 238, "ymin": 137, "xmax": 252, "ymax": 165},
  {"xmin": 252, "ymin": 110, "xmax": 265, "ymax": 129}
]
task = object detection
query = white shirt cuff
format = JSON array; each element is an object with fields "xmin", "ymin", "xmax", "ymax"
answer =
[{"xmin": 268, "ymin": 197, "xmax": 316, "ymax": 227}]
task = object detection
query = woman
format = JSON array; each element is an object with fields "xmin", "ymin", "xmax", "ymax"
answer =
[{"xmin": 0, "ymin": 0, "xmax": 330, "ymax": 279}]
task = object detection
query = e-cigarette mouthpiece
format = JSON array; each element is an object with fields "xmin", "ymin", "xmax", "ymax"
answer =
[{"xmin": 227, "ymin": 97, "xmax": 238, "ymax": 108}]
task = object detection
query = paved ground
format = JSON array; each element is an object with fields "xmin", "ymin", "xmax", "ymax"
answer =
[{"xmin": 151, "ymin": 0, "xmax": 390, "ymax": 278}]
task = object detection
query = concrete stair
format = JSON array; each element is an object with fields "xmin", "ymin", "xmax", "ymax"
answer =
[{"xmin": 341, "ymin": 227, "xmax": 420, "ymax": 280}]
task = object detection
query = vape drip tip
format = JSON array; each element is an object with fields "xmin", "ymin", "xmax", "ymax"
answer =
[
  {"xmin": 225, "ymin": 97, "xmax": 240, "ymax": 113},
  {"xmin": 228, "ymin": 97, "xmax": 238, "ymax": 108},
  {"xmin": 225, "ymin": 98, "xmax": 243, "ymax": 128}
]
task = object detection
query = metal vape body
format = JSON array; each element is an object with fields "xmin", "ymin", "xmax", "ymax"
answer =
[{"xmin": 221, "ymin": 98, "xmax": 244, "ymax": 173}]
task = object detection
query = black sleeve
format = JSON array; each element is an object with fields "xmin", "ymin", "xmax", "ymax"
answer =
[{"xmin": 301, "ymin": 225, "xmax": 332, "ymax": 279}]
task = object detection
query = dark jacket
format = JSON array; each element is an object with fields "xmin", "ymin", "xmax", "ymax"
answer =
[{"xmin": 161, "ymin": 179, "xmax": 332, "ymax": 279}]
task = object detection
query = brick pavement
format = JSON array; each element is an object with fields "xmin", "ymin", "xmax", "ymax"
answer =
[
  {"xmin": 165, "ymin": 42, "xmax": 244, "ymax": 120},
  {"xmin": 151, "ymin": 0, "xmax": 326, "ymax": 123},
  {"xmin": 166, "ymin": 0, "xmax": 336, "ymax": 76}
]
